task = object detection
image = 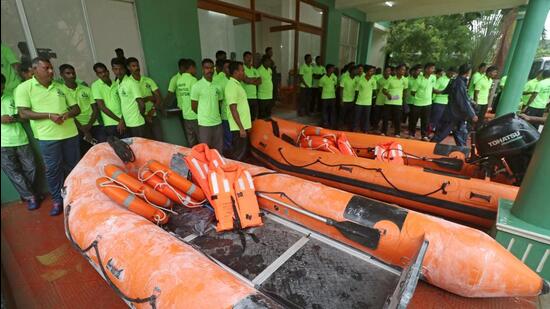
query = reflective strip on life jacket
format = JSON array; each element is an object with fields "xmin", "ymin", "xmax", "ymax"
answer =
[
  {"xmin": 374, "ymin": 141, "xmax": 405, "ymax": 164},
  {"xmin": 234, "ymin": 169, "xmax": 262, "ymax": 228}
]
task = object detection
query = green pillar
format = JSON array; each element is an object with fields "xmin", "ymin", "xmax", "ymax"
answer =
[
  {"xmin": 502, "ymin": 9, "xmax": 525, "ymax": 76},
  {"xmin": 496, "ymin": 0, "xmax": 550, "ymax": 117},
  {"xmin": 358, "ymin": 22, "xmax": 374, "ymax": 64},
  {"xmin": 511, "ymin": 119, "xmax": 550, "ymax": 229}
]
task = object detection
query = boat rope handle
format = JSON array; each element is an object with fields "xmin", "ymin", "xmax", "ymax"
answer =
[
  {"xmin": 137, "ymin": 165, "xmax": 205, "ymax": 208},
  {"xmin": 277, "ymin": 148, "xmax": 449, "ymax": 197},
  {"xmin": 99, "ymin": 177, "xmax": 175, "ymax": 219},
  {"xmin": 64, "ymin": 204, "xmax": 160, "ymax": 308}
]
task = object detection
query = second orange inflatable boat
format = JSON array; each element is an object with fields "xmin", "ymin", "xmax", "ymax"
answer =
[{"xmin": 249, "ymin": 118, "xmax": 519, "ymax": 228}]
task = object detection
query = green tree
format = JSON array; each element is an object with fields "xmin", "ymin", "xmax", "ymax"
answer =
[{"xmin": 386, "ymin": 15, "xmax": 473, "ymax": 69}]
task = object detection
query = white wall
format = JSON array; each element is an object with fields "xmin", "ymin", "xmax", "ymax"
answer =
[
  {"xmin": 198, "ymin": 9, "xmax": 252, "ymax": 61},
  {"xmin": 367, "ymin": 28, "xmax": 388, "ymax": 68}
]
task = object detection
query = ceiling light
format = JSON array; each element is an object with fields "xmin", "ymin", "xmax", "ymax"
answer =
[{"xmin": 384, "ymin": 1, "xmax": 394, "ymax": 7}]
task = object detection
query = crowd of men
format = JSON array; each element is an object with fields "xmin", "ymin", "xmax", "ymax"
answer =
[
  {"xmin": 1, "ymin": 44, "xmax": 276, "ymax": 215},
  {"xmin": 298, "ymin": 58, "xmax": 549, "ymax": 144},
  {"xmin": 1, "ymin": 40, "xmax": 549, "ymax": 216}
]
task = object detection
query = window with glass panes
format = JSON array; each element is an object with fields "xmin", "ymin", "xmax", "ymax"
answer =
[{"xmin": 339, "ymin": 16, "xmax": 360, "ymax": 70}]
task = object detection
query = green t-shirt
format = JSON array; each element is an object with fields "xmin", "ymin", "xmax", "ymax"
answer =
[
  {"xmin": 433, "ymin": 76, "xmax": 450, "ymax": 104},
  {"xmin": 257, "ymin": 65, "xmax": 273, "ymax": 100},
  {"xmin": 474, "ymin": 75, "xmax": 492, "ymax": 105},
  {"xmin": 1, "ymin": 93, "xmax": 28, "ymax": 147},
  {"xmin": 117, "ymin": 75, "xmax": 145, "ymax": 128},
  {"xmin": 318, "ymin": 74, "xmax": 337, "ymax": 99},
  {"xmin": 133, "ymin": 75, "xmax": 159, "ymax": 115},
  {"xmin": 1, "ymin": 43, "xmax": 21, "ymax": 95},
  {"xmin": 530, "ymin": 78, "xmax": 550, "ymax": 109},
  {"xmin": 312, "ymin": 65, "xmax": 326, "ymax": 88},
  {"xmin": 355, "ymin": 76, "xmax": 377, "ymax": 106},
  {"xmin": 191, "ymin": 77, "xmax": 222, "ymax": 127},
  {"xmin": 383, "ymin": 76, "xmax": 408, "ymax": 106},
  {"xmin": 499, "ymin": 76, "xmax": 507, "ymax": 88},
  {"xmin": 241, "ymin": 65, "xmax": 259, "ymax": 99},
  {"xmin": 412, "ymin": 74, "xmax": 434, "ymax": 106},
  {"xmin": 373, "ymin": 74, "xmax": 383, "ymax": 82},
  {"xmin": 168, "ymin": 73, "xmax": 179, "ymax": 93},
  {"xmin": 225, "ymin": 77, "xmax": 251, "ymax": 131},
  {"xmin": 91, "ymin": 78, "xmax": 121, "ymax": 126},
  {"xmin": 299, "ymin": 63, "xmax": 313, "ymax": 88},
  {"xmin": 405, "ymin": 76, "xmax": 416, "ymax": 105},
  {"xmin": 468, "ymin": 71, "xmax": 483, "ymax": 98},
  {"xmin": 62, "ymin": 84, "xmax": 99, "ymax": 126},
  {"xmin": 176, "ymin": 73, "xmax": 198, "ymax": 120},
  {"xmin": 522, "ymin": 79, "xmax": 539, "ymax": 107},
  {"xmin": 340, "ymin": 74, "xmax": 356, "ymax": 103},
  {"xmin": 213, "ymin": 72, "xmax": 229, "ymax": 120},
  {"xmin": 375, "ymin": 77, "xmax": 390, "ymax": 106},
  {"xmin": 14, "ymin": 77, "xmax": 78, "ymax": 141}
]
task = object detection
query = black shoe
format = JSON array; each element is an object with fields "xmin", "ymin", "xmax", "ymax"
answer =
[
  {"xmin": 27, "ymin": 197, "xmax": 40, "ymax": 211},
  {"xmin": 49, "ymin": 203, "xmax": 63, "ymax": 216}
]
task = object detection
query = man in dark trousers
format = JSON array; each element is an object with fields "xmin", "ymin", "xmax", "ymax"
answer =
[{"xmin": 431, "ymin": 64, "xmax": 478, "ymax": 146}]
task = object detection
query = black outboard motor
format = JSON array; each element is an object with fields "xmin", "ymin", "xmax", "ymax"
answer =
[{"xmin": 472, "ymin": 113, "xmax": 540, "ymax": 185}]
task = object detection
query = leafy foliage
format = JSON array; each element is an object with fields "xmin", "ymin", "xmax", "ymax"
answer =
[{"xmin": 385, "ymin": 12, "xmax": 505, "ymax": 69}]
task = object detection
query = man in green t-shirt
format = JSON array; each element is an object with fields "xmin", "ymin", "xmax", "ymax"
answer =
[
  {"xmin": 339, "ymin": 63, "xmax": 357, "ymax": 130},
  {"xmin": 298, "ymin": 54, "xmax": 314, "ymax": 116},
  {"xmin": 59, "ymin": 64, "xmax": 105, "ymax": 155},
  {"xmin": 318, "ymin": 64, "xmax": 338, "ymax": 128},
  {"xmin": 1, "ymin": 43, "xmax": 21, "ymax": 95},
  {"xmin": 473, "ymin": 65, "xmax": 498, "ymax": 128},
  {"xmin": 409, "ymin": 63, "xmax": 435, "ymax": 140},
  {"xmin": 242, "ymin": 51, "xmax": 261, "ymax": 121},
  {"xmin": 354, "ymin": 65, "xmax": 377, "ymax": 133},
  {"xmin": 1, "ymin": 74, "xmax": 40, "ymax": 210},
  {"xmin": 191, "ymin": 58, "xmax": 224, "ymax": 152},
  {"xmin": 112, "ymin": 57, "xmax": 148, "ymax": 138},
  {"xmin": 91, "ymin": 62, "xmax": 123, "ymax": 139},
  {"xmin": 176, "ymin": 59, "xmax": 200, "ymax": 147},
  {"xmin": 127, "ymin": 57, "xmax": 163, "ymax": 141},
  {"xmin": 311, "ymin": 56, "xmax": 326, "ymax": 113},
  {"xmin": 381, "ymin": 64, "xmax": 408, "ymax": 137},
  {"xmin": 404, "ymin": 65, "xmax": 421, "ymax": 125},
  {"xmin": 257, "ymin": 55, "xmax": 274, "ymax": 119},
  {"xmin": 520, "ymin": 71, "xmax": 542, "ymax": 110},
  {"xmin": 430, "ymin": 67, "xmax": 454, "ymax": 133},
  {"xmin": 468, "ymin": 62, "xmax": 487, "ymax": 99},
  {"xmin": 371, "ymin": 66, "xmax": 393, "ymax": 132},
  {"xmin": 225, "ymin": 61, "xmax": 252, "ymax": 160},
  {"xmin": 16, "ymin": 57, "xmax": 81, "ymax": 216},
  {"xmin": 213, "ymin": 59, "xmax": 232, "ymax": 153},
  {"xmin": 523, "ymin": 70, "xmax": 550, "ymax": 128},
  {"xmin": 165, "ymin": 58, "xmax": 186, "ymax": 109}
]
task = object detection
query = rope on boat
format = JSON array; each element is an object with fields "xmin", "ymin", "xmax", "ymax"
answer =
[{"xmin": 276, "ymin": 147, "xmax": 449, "ymax": 197}]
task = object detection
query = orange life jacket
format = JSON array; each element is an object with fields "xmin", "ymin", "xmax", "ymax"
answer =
[
  {"xmin": 336, "ymin": 133, "xmax": 357, "ymax": 157},
  {"xmin": 185, "ymin": 144, "xmax": 262, "ymax": 231},
  {"xmin": 184, "ymin": 144, "xmax": 227, "ymax": 199},
  {"xmin": 374, "ymin": 141, "xmax": 404, "ymax": 164}
]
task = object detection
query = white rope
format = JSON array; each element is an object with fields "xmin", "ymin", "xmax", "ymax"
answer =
[
  {"xmin": 101, "ymin": 175, "xmax": 178, "ymax": 215},
  {"xmin": 138, "ymin": 165, "xmax": 205, "ymax": 208},
  {"xmin": 98, "ymin": 179, "xmax": 168, "ymax": 225}
]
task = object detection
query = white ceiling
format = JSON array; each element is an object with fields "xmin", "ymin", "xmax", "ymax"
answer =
[{"xmin": 335, "ymin": 0, "xmax": 528, "ymax": 22}]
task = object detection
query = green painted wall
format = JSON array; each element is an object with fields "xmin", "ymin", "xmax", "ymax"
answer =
[
  {"xmin": 135, "ymin": 0, "xmax": 202, "ymax": 146},
  {"xmin": 316, "ymin": 0, "xmax": 370, "ymax": 66}
]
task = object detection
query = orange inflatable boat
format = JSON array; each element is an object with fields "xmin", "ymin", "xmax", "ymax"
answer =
[
  {"xmin": 249, "ymin": 118, "xmax": 520, "ymax": 228},
  {"xmin": 63, "ymin": 138, "xmax": 546, "ymax": 308},
  {"xmin": 267, "ymin": 117, "xmax": 537, "ymax": 185}
]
